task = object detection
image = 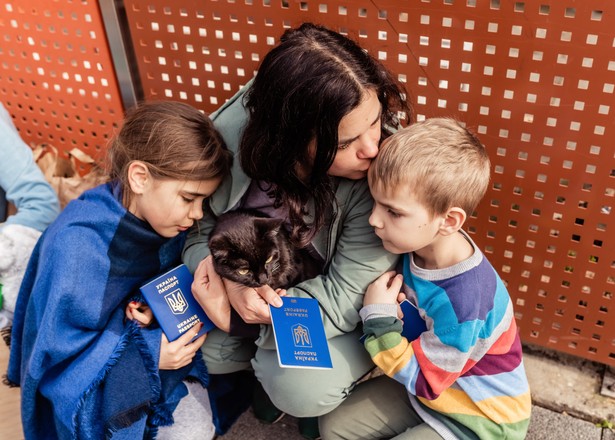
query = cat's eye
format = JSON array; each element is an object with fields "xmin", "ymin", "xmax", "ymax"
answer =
[
  {"xmin": 265, "ymin": 255, "xmax": 273, "ymax": 264},
  {"xmin": 237, "ymin": 268, "xmax": 249, "ymax": 275}
]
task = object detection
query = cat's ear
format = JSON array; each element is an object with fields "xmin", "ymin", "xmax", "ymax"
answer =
[
  {"xmin": 208, "ymin": 235, "xmax": 229, "ymax": 260},
  {"xmin": 254, "ymin": 218, "xmax": 284, "ymax": 237}
]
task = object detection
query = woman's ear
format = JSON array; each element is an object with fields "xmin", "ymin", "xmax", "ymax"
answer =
[
  {"xmin": 439, "ymin": 207, "xmax": 467, "ymax": 236},
  {"xmin": 127, "ymin": 161, "xmax": 150, "ymax": 195}
]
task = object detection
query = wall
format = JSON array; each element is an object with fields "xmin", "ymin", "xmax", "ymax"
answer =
[{"xmin": 1, "ymin": 0, "xmax": 613, "ymax": 365}]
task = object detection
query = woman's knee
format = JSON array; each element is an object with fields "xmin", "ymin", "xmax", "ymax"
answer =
[{"xmin": 253, "ymin": 331, "xmax": 375, "ymax": 417}]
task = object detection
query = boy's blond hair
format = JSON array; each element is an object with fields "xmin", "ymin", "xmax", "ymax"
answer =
[{"xmin": 369, "ymin": 117, "xmax": 491, "ymax": 217}]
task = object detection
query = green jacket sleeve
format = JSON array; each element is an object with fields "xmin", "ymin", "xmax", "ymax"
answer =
[{"xmin": 282, "ymin": 179, "xmax": 398, "ymax": 340}]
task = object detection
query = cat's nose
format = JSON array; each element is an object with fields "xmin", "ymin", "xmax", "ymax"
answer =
[{"xmin": 258, "ymin": 273, "xmax": 269, "ymax": 285}]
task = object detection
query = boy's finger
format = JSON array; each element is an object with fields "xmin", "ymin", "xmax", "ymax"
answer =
[
  {"xmin": 377, "ymin": 270, "xmax": 397, "ymax": 285},
  {"xmin": 389, "ymin": 273, "xmax": 404, "ymax": 292}
]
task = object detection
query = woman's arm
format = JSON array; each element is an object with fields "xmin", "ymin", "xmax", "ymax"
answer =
[
  {"xmin": 190, "ymin": 256, "xmax": 231, "ymax": 332},
  {"xmin": 287, "ymin": 179, "xmax": 398, "ymax": 338}
]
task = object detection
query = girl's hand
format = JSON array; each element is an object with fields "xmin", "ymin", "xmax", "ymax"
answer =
[
  {"xmin": 126, "ymin": 301, "xmax": 154, "ymax": 327},
  {"xmin": 192, "ymin": 256, "xmax": 231, "ymax": 332},
  {"xmin": 159, "ymin": 322, "xmax": 207, "ymax": 370},
  {"xmin": 364, "ymin": 271, "xmax": 403, "ymax": 307}
]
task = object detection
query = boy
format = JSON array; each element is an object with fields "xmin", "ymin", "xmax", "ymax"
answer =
[{"xmin": 320, "ymin": 118, "xmax": 531, "ymax": 439}]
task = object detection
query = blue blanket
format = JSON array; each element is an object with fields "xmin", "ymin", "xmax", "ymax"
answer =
[{"xmin": 8, "ymin": 183, "xmax": 209, "ymax": 439}]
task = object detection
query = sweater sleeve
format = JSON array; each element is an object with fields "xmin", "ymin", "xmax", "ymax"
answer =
[
  {"xmin": 363, "ymin": 316, "xmax": 471, "ymax": 400},
  {"xmin": 0, "ymin": 103, "xmax": 59, "ymax": 232}
]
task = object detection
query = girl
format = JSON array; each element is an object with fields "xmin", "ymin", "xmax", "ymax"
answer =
[
  {"xmin": 7, "ymin": 101, "xmax": 232, "ymax": 439},
  {"xmin": 183, "ymin": 22, "xmax": 412, "ymax": 437}
]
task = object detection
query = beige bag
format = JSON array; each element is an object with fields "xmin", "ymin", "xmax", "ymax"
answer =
[{"xmin": 32, "ymin": 144, "xmax": 107, "ymax": 209}]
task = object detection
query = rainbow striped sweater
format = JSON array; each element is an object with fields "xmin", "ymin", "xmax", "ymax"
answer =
[{"xmin": 361, "ymin": 233, "xmax": 531, "ymax": 439}]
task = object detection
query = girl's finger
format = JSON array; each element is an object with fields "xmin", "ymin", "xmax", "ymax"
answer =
[
  {"xmin": 175, "ymin": 322, "xmax": 204, "ymax": 346},
  {"xmin": 131, "ymin": 309, "xmax": 152, "ymax": 325}
]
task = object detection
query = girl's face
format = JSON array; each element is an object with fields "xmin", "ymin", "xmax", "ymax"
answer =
[
  {"xmin": 131, "ymin": 177, "xmax": 221, "ymax": 238},
  {"xmin": 328, "ymin": 88, "xmax": 382, "ymax": 180}
]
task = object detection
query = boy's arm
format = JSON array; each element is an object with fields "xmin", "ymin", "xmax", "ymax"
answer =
[
  {"xmin": 361, "ymin": 271, "xmax": 475, "ymax": 400},
  {"xmin": 362, "ymin": 309, "xmax": 425, "ymax": 395}
]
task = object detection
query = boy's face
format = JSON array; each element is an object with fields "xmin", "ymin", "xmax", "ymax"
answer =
[{"xmin": 368, "ymin": 182, "xmax": 443, "ymax": 255}]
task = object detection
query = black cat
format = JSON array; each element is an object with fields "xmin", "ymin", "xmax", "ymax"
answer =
[{"xmin": 208, "ymin": 210, "xmax": 316, "ymax": 289}]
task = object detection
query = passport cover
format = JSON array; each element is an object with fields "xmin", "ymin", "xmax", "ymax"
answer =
[
  {"xmin": 400, "ymin": 299, "xmax": 427, "ymax": 341},
  {"xmin": 140, "ymin": 264, "xmax": 215, "ymax": 342},
  {"xmin": 269, "ymin": 296, "xmax": 333, "ymax": 369}
]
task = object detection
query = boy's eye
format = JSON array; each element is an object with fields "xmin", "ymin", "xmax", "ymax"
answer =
[
  {"xmin": 265, "ymin": 255, "xmax": 273, "ymax": 264},
  {"xmin": 237, "ymin": 268, "xmax": 249, "ymax": 275},
  {"xmin": 181, "ymin": 196, "xmax": 195, "ymax": 203},
  {"xmin": 388, "ymin": 209, "xmax": 401, "ymax": 218}
]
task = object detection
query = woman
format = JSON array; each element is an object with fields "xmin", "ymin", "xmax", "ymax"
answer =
[{"xmin": 184, "ymin": 22, "xmax": 412, "ymax": 432}]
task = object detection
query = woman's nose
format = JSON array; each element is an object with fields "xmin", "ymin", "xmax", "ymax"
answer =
[{"xmin": 356, "ymin": 134, "xmax": 379, "ymax": 159}]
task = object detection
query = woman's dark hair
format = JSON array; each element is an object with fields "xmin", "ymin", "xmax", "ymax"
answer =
[
  {"xmin": 107, "ymin": 101, "xmax": 232, "ymax": 206},
  {"xmin": 240, "ymin": 22, "xmax": 411, "ymax": 246}
]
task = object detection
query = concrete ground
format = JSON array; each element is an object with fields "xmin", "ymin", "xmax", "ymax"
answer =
[
  {"xmin": 219, "ymin": 344, "xmax": 615, "ymax": 440},
  {"xmin": 1, "ymin": 341, "xmax": 612, "ymax": 439}
]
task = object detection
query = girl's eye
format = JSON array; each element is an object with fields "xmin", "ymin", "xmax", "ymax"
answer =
[
  {"xmin": 237, "ymin": 268, "xmax": 249, "ymax": 275},
  {"xmin": 337, "ymin": 142, "xmax": 350, "ymax": 150},
  {"xmin": 265, "ymin": 255, "xmax": 273, "ymax": 264}
]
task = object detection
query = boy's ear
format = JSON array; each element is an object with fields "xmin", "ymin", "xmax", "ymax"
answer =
[
  {"xmin": 127, "ymin": 161, "xmax": 150, "ymax": 195},
  {"xmin": 439, "ymin": 207, "xmax": 466, "ymax": 236}
]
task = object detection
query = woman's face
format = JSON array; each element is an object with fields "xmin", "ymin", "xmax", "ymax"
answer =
[{"xmin": 328, "ymin": 89, "xmax": 382, "ymax": 180}]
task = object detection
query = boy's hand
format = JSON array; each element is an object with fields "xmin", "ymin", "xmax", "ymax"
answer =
[
  {"xmin": 126, "ymin": 301, "xmax": 153, "ymax": 327},
  {"xmin": 364, "ymin": 271, "xmax": 404, "ymax": 307}
]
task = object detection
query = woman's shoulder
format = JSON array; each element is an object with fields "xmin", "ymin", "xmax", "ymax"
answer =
[
  {"xmin": 334, "ymin": 178, "xmax": 373, "ymax": 210},
  {"xmin": 210, "ymin": 81, "xmax": 252, "ymax": 155}
]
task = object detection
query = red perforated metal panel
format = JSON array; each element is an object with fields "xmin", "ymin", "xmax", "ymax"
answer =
[
  {"xmin": 124, "ymin": 0, "xmax": 614, "ymax": 365},
  {"xmin": 0, "ymin": 1, "xmax": 125, "ymax": 169},
  {"xmin": 1, "ymin": 0, "xmax": 611, "ymax": 365}
]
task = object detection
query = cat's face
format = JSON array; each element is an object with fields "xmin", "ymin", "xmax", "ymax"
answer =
[{"xmin": 209, "ymin": 214, "xmax": 289, "ymax": 288}]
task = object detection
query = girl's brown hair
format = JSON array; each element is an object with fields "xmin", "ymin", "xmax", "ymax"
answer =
[{"xmin": 107, "ymin": 101, "xmax": 232, "ymax": 204}]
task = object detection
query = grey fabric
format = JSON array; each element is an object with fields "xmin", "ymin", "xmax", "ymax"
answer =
[
  {"xmin": 252, "ymin": 329, "xmax": 374, "ymax": 418},
  {"xmin": 319, "ymin": 375, "xmax": 443, "ymax": 440},
  {"xmin": 157, "ymin": 380, "xmax": 216, "ymax": 440}
]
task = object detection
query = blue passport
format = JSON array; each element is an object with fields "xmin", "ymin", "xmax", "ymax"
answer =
[
  {"xmin": 139, "ymin": 264, "xmax": 215, "ymax": 342},
  {"xmin": 400, "ymin": 299, "xmax": 427, "ymax": 341},
  {"xmin": 269, "ymin": 296, "xmax": 333, "ymax": 369}
]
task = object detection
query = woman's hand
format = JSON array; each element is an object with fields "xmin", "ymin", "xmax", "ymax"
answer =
[
  {"xmin": 226, "ymin": 280, "xmax": 283, "ymax": 325},
  {"xmin": 126, "ymin": 301, "xmax": 153, "ymax": 327},
  {"xmin": 364, "ymin": 271, "xmax": 403, "ymax": 308},
  {"xmin": 191, "ymin": 256, "xmax": 231, "ymax": 332},
  {"xmin": 159, "ymin": 322, "xmax": 207, "ymax": 370}
]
